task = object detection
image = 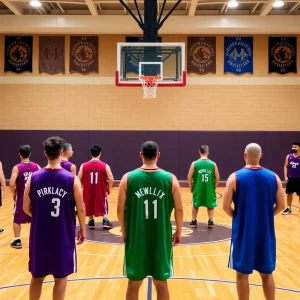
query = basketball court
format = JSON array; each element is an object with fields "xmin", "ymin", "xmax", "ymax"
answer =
[{"xmin": 1, "ymin": 0, "xmax": 300, "ymax": 299}]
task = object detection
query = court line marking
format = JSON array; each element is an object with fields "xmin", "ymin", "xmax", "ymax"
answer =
[
  {"xmin": 0, "ymin": 276, "xmax": 299, "ymax": 294},
  {"xmin": 147, "ymin": 277, "xmax": 152, "ymax": 300},
  {"xmin": 77, "ymin": 252, "xmax": 228, "ymax": 257}
]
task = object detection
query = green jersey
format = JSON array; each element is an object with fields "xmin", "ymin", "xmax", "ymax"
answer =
[
  {"xmin": 192, "ymin": 159, "xmax": 217, "ymax": 208},
  {"xmin": 124, "ymin": 169, "xmax": 174, "ymax": 281}
]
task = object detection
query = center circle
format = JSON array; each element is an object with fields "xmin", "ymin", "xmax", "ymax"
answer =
[{"xmin": 79, "ymin": 221, "xmax": 232, "ymax": 245}]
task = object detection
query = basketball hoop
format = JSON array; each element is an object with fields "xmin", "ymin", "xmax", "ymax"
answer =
[{"xmin": 139, "ymin": 75, "xmax": 161, "ymax": 99}]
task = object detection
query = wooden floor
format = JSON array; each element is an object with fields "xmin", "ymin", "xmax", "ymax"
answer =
[{"xmin": 0, "ymin": 187, "xmax": 300, "ymax": 299}]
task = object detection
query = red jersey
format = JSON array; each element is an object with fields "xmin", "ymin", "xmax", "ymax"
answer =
[{"xmin": 82, "ymin": 160, "xmax": 108, "ymax": 217}]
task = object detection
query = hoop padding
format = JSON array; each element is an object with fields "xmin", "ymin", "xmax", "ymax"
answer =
[{"xmin": 140, "ymin": 76, "xmax": 161, "ymax": 99}]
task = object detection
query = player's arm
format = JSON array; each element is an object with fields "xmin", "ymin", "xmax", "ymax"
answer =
[
  {"xmin": 223, "ymin": 173, "xmax": 236, "ymax": 218},
  {"xmin": 73, "ymin": 176, "xmax": 86, "ymax": 244},
  {"xmin": 37, "ymin": 164, "xmax": 41, "ymax": 170},
  {"xmin": 274, "ymin": 174, "xmax": 285, "ymax": 216},
  {"xmin": 172, "ymin": 174, "xmax": 183, "ymax": 244},
  {"xmin": 214, "ymin": 163, "xmax": 220, "ymax": 188},
  {"xmin": 117, "ymin": 173, "xmax": 127, "ymax": 242},
  {"xmin": 0, "ymin": 161, "xmax": 6, "ymax": 196},
  {"xmin": 23, "ymin": 175, "xmax": 32, "ymax": 217},
  {"xmin": 70, "ymin": 164, "xmax": 77, "ymax": 175},
  {"xmin": 283, "ymin": 155, "xmax": 289, "ymax": 182},
  {"xmin": 77, "ymin": 164, "xmax": 84, "ymax": 186},
  {"xmin": 187, "ymin": 162, "xmax": 194, "ymax": 193},
  {"xmin": 9, "ymin": 166, "xmax": 19, "ymax": 201},
  {"xmin": 106, "ymin": 165, "xmax": 114, "ymax": 195}
]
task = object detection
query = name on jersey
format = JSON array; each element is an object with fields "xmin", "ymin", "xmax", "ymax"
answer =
[
  {"xmin": 135, "ymin": 187, "xmax": 166, "ymax": 199},
  {"xmin": 37, "ymin": 187, "xmax": 68, "ymax": 198},
  {"xmin": 24, "ymin": 172, "xmax": 32, "ymax": 181},
  {"xmin": 290, "ymin": 161, "xmax": 299, "ymax": 169},
  {"xmin": 198, "ymin": 169, "xmax": 212, "ymax": 174}
]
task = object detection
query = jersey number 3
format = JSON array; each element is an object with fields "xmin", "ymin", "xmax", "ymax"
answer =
[
  {"xmin": 51, "ymin": 198, "xmax": 61, "ymax": 217},
  {"xmin": 144, "ymin": 199, "xmax": 157, "ymax": 219}
]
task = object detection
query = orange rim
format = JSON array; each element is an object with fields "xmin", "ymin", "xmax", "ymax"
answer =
[{"xmin": 139, "ymin": 75, "xmax": 161, "ymax": 82}]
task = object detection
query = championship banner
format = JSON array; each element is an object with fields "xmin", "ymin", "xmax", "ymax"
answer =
[
  {"xmin": 269, "ymin": 37, "xmax": 297, "ymax": 74},
  {"xmin": 125, "ymin": 36, "xmax": 162, "ymax": 74},
  {"xmin": 187, "ymin": 37, "xmax": 216, "ymax": 74},
  {"xmin": 224, "ymin": 37, "xmax": 253, "ymax": 75},
  {"xmin": 69, "ymin": 36, "xmax": 98, "ymax": 74},
  {"xmin": 39, "ymin": 36, "xmax": 65, "ymax": 74},
  {"xmin": 5, "ymin": 36, "xmax": 32, "ymax": 73}
]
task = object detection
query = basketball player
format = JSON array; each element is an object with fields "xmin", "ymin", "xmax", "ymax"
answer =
[
  {"xmin": 78, "ymin": 144, "xmax": 114, "ymax": 229},
  {"xmin": 117, "ymin": 141, "xmax": 183, "ymax": 300},
  {"xmin": 61, "ymin": 143, "xmax": 76, "ymax": 175},
  {"xmin": 0, "ymin": 160, "xmax": 6, "ymax": 234},
  {"xmin": 282, "ymin": 142, "xmax": 300, "ymax": 215},
  {"xmin": 9, "ymin": 145, "xmax": 40, "ymax": 249},
  {"xmin": 187, "ymin": 145, "xmax": 220, "ymax": 228},
  {"xmin": 223, "ymin": 143, "xmax": 284, "ymax": 300},
  {"xmin": 23, "ymin": 136, "xmax": 86, "ymax": 300}
]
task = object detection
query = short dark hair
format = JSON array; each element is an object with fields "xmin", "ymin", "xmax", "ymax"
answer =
[
  {"xmin": 43, "ymin": 136, "xmax": 65, "ymax": 160},
  {"xmin": 63, "ymin": 143, "xmax": 72, "ymax": 153},
  {"xmin": 90, "ymin": 145, "xmax": 102, "ymax": 157},
  {"xmin": 200, "ymin": 145, "xmax": 209, "ymax": 154},
  {"xmin": 141, "ymin": 141, "xmax": 159, "ymax": 160},
  {"xmin": 19, "ymin": 145, "xmax": 31, "ymax": 159},
  {"xmin": 293, "ymin": 142, "xmax": 300, "ymax": 147}
]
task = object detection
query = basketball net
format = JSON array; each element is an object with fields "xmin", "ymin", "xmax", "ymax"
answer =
[{"xmin": 139, "ymin": 76, "xmax": 161, "ymax": 99}]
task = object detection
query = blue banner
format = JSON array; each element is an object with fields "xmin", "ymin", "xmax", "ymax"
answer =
[
  {"xmin": 5, "ymin": 36, "xmax": 33, "ymax": 73},
  {"xmin": 125, "ymin": 36, "xmax": 162, "ymax": 74},
  {"xmin": 224, "ymin": 37, "xmax": 253, "ymax": 75}
]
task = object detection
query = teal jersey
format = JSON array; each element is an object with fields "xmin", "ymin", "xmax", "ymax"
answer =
[
  {"xmin": 192, "ymin": 159, "xmax": 217, "ymax": 208},
  {"xmin": 124, "ymin": 169, "xmax": 174, "ymax": 281}
]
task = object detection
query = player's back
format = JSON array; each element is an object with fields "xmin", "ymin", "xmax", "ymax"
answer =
[
  {"xmin": 231, "ymin": 167, "xmax": 277, "ymax": 272},
  {"xmin": 16, "ymin": 162, "xmax": 39, "ymax": 199},
  {"xmin": 125, "ymin": 169, "xmax": 174, "ymax": 279},
  {"xmin": 82, "ymin": 160, "xmax": 107, "ymax": 196},
  {"xmin": 192, "ymin": 159, "xmax": 216, "ymax": 200},
  {"xmin": 29, "ymin": 168, "xmax": 76, "ymax": 277},
  {"xmin": 61, "ymin": 160, "xmax": 73, "ymax": 172}
]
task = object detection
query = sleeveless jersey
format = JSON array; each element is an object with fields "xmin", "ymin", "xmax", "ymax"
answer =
[
  {"xmin": 124, "ymin": 169, "xmax": 174, "ymax": 281},
  {"xmin": 287, "ymin": 154, "xmax": 300, "ymax": 178},
  {"xmin": 229, "ymin": 167, "xmax": 277, "ymax": 274},
  {"xmin": 29, "ymin": 168, "xmax": 76, "ymax": 278},
  {"xmin": 192, "ymin": 159, "xmax": 216, "ymax": 208},
  {"xmin": 61, "ymin": 160, "xmax": 73, "ymax": 172},
  {"xmin": 14, "ymin": 162, "xmax": 39, "ymax": 224},
  {"xmin": 82, "ymin": 160, "xmax": 108, "ymax": 217}
]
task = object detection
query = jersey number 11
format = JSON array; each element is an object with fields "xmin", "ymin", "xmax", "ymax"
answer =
[{"xmin": 144, "ymin": 199, "xmax": 157, "ymax": 219}]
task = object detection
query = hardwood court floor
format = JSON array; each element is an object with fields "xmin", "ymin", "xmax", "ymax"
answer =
[{"xmin": 0, "ymin": 187, "xmax": 300, "ymax": 299}]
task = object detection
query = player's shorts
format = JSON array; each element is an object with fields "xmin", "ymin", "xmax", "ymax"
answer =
[
  {"xmin": 286, "ymin": 177, "xmax": 300, "ymax": 195},
  {"xmin": 13, "ymin": 203, "xmax": 31, "ymax": 224},
  {"xmin": 192, "ymin": 198, "xmax": 217, "ymax": 209}
]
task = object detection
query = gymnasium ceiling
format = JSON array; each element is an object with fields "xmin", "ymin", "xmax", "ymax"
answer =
[{"xmin": 0, "ymin": 0, "xmax": 300, "ymax": 17}]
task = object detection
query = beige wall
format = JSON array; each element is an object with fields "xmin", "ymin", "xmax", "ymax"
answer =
[{"xmin": 0, "ymin": 34, "xmax": 300, "ymax": 131}]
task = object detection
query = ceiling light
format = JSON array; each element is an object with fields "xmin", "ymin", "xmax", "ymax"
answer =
[
  {"xmin": 227, "ymin": 0, "xmax": 239, "ymax": 8},
  {"xmin": 273, "ymin": 0, "xmax": 284, "ymax": 7},
  {"xmin": 30, "ymin": 0, "xmax": 41, "ymax": 7}
]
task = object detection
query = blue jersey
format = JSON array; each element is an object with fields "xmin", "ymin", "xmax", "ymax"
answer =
[
  {"xmin": 228, "ymin": 167, "xmax": 277, "ymax": 274},
  {"xmin": 29, "ymin": 168, "xmax": 76, "ymax": 278}
]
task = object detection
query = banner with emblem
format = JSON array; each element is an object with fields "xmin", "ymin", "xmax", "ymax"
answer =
[
  {"xmin": 269, "ymin": 37, "xmax": 297, "ymax": 74},
  {"xmin": 187, "ymin": 37, "xmax": 216, "ymax": 75},
  {"xmin": 39, "ymin": 36, "xmax": 65, "ymax": 74},
  {"xmin": 5, "ymin": 36, "xmax": 32, "ymax": 73},
  {"xmin": 125, "ymin": 36, "xmax": 162, "ymax": 74},
  {"xmin": 224, "ymin": 37, "xmax": 253, "ymax": 75},
  {"xmin": 69, "ymin": 36, "xmax": 98, "ymax": 74}
]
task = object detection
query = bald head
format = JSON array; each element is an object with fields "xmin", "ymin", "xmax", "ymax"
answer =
[{"xmin": 245, "ymin": 143, "xmax": 262, "ymax": 164}]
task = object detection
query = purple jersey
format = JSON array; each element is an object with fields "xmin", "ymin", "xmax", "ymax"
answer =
[
  {"xmin": 61, "ymin": 160, "xmax": 73, "ymax": 172},
  {"xmin": 287, "ymin": 154, "xmax": 300, "ymax": 178},
  {"xmin": 29, "ymin": 168, "xmax": 77, "ymax": 278},
  {"xmin": 14, "ymin": 162, "xmax": 39, "ymax": 224}
]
